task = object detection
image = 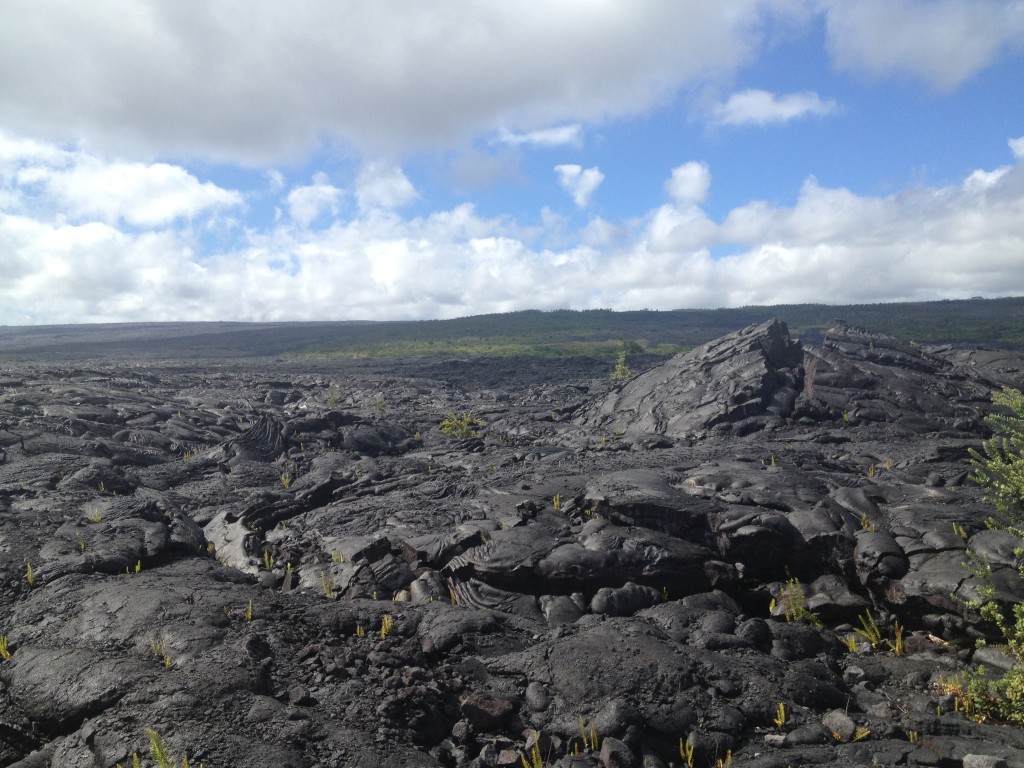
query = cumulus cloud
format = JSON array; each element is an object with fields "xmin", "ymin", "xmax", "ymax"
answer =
[
  {"xmin": 2, "ymin": 132, "xmax": 1023, "ymax": 325},
  {"xmin": 286, "ymin": 172, "xmax": 343, "ymax": 227},
  {"xmin": 355, "ymin": 161, "xmax": 418, "ymax": 212},
  {"xmin": 709, "ymin": 89, "xmax": 838, "ymax": 126},
  {"xmin": 47, "ymin": 159, "xmax": 242, "ymax": 227},
  {"xmin": 666, "ymin": 162, "xmax": 712, "ymax": 205},
  {"xmin": 0, "ymin": 131, "xmax": 241, "ymax": 227},
  {"xmin": 0, "ymin": 3, "xmax": 770, "ymax": 162},
  {"xmin": 1010, "ymin": 136, "xmax": 1024, "ymax": 160},
  {"xmin": 823, "ymin": 0, "xmax": 1024, "ymax": 91},
  {"xmin": 555, "ymin": 164, "xmax": 604, "ymax": 208}
]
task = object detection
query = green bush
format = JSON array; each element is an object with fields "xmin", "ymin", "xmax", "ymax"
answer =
[
  {"xmin": 959, "ymin": 387, "xmax": 1024, "ymax": 722},
  {"xmin": 439, "ymin": 412, "xmax": 483, "ymax": 439},
  {"xmin": 610, "ymin": 350, "xmax": 632, "ymax": 382}
]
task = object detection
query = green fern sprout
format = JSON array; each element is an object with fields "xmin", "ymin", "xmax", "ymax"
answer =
[
  {"xmin": 679, "ymin": 736, "xmax": 695, "ymax": 768},
  {"xmin": 577, "ymin": 716, "xmax": 599, "ymax": 752},
  {"xmin": 0, "ymin": 636, "xmax": 12, "ymax": 661},
  {"xmin": 773, "ymin": 701, "xmax": 787, "ymax": 728},
  {"xmin": 521, "ymin": 732, "xmax": 545, "ymax": 768},
  {"xmin": 147, "ymin": 729, "xmax": 173, "ymax": 768},
  {"xmin": 853, "ymin": 611, "xmax": 884, "ymax": 649},
  {"xmin": 25, "ymin": 562, "xmax": 35, "ymax": 588},
  {"xmin": 321, "ymin": 571, "xmax": 336, "ymax": 600},
  {"xmin": 779, "ymin": 578, "xmax": 821, "ymax": 627}
]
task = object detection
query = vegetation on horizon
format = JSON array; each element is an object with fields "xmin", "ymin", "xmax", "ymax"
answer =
[{"xmin": 298, "ymin": 297, "xmax": 1024, "ymax": 360}]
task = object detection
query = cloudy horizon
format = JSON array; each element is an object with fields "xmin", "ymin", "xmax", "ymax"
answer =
[{"xmin": 1, "ymin": 1, "xmax": 1022, "ymax": 325}]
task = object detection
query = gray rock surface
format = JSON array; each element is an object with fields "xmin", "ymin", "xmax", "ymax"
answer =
[{"xmin": 0, "ymin": 320, "xmax": 1023, "ymax": 766}]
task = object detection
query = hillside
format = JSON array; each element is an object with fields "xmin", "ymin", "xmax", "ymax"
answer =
[{"xmin": 0, "ymin": 296, "xmax": 1021, "ymax": 360}]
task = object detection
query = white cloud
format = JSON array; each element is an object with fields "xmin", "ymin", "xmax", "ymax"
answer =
[
  {"xmin": 286, "ymin": 172, "xmax": 343, "ymax": 227},
  {"xmin": 2, "ymin": 133, "xmax": 1023, "ymax": 324},
  {"xmin": 555, "ymin": 164, "xmax": 604, "ymax": 208},
  {"xmin": 709, "ymin": 89, "xmax": 838, "ymax": 126},
  {"xmin": 666, "ymin": 162, "xmax": 711, "ymax": 205},
  {"xmin": 496, "ymin": 124, "xmax": 583, "ymax": 148},
  {"xmin": 355, "ymin": 161, "xmax": 418, "ymax": 212},
  {"xmin": 1010, "ymin": 136, "xmax": 1024, "ymax": 160},
  {"xmin": 823, "ymin": 0, "xmax": 1024, "ymax": 91},
  {"xmin": 47, "ymin": 159, "xmax": 242, "ymax": 227},
  {"xmin": 0, "ymin": 130, "xmax": 241, "ymax": 227},
  {"xmin": 0, "ymin": 3, "xmax": 771, "ymax": 162}
]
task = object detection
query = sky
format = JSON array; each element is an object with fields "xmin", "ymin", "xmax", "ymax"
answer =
[{"xmin": 1, "ymin": 1, "xmax": 1023, "ymax": 325}]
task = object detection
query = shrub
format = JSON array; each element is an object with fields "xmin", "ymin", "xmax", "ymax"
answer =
[
  {"xmin": 955, "ymin": 387, "xmax": 1024, "ymax": 722},
  {"xmin": 439, "ymin": 412, "xmax": 483, "ymax": 439},
  {"xmin": 970, "ymin": 387, "xmax": 1024, "ymax": 530},
  {"xmin": 611, "ymin": 350, "xmax": 632, "ymax": 382}
]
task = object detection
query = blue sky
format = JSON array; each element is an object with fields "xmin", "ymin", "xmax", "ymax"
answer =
[{"xmin": 1, "ymin": 1, "xmax": 1022, "ymax": 323}]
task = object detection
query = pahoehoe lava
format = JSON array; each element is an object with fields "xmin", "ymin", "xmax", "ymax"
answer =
[{"xmin": 0, "ymin": 319, "xmax": 1023, "ymax": 767}]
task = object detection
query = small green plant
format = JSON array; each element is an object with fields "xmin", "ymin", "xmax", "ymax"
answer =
[
  {"xmin": 577, "ymin": 716, "xmax": 599, "ymax": 753},
  {"xmin": 853, "ymin": 611, "xmax": 884, "ymax": 649},
  {"xmin": 149, "ymin": 729, "xmax": 172, "ymax": 767},
  {"xmin": 439, "ymin": 412, "xmax": 484, "ymax": 439},
  {"xmin": 135, "ymin": 559, "xmax": 142, "ymax": 575},
  {"xmin": 907, "ymin": 730, "xmax": 919, "ymax": 744},
  {"xmin": 331, "ymin": 551, "xmax": 345, "ymax": 563},
  {"xmin": 380, "ymin": 613, "xmax": 394, "ymax": 639},
  {"xmin": 774, "ymin": 701, "xmax": 787, "ymax": 728},
  {"xmin": 262, "ymin": 549, "xmax": 273, "ymax": 570},
  {"xmin": 0, "ymin": 636, "xmax": 12, "ymax": 660},
  {"xmin": 326, "ymin": 387, "xmax": 340, "ymax": 407},
  {"xmin": 279, "ymin": 473, "xmax": 292, "ymax": 490},
  {"xmin": 777, "ymin": 578, "xmax": 822, "ymax": 627},
  {"xmin": 520, "ymin": 732, "xmax": 545, "ymax": 768},
  {"xmin": 98, "ymin": 480, "xmax": 107, "ymax": 494},
  {"xmin": 76, "ymin": 533, "xmax": 87, "ymax": 553},
  {"xmin": 840, "ymin": 634, "xmax": 859, "ymax": 653},
  {"xmin": 889, "ymin": 620, "xmax": 905, "ymax": 656},
  {"xmin": 611, "ymin": 350, "xmax": 632, "ymax": 382},
  {"xmin": 321, "ymin": 571, "xmax": 336, "ymax": 600},
  {"xmin": 356, "ymin": 625, "xmax": 365, "ymax": 638},
  {"xmin": 859, "ymin": 512, "xmax": 876, "ymax": 532},
  {"xmin": 679, "ymin": 736, "xmax": 695, "ymax": 768},
  {"xmin": 244, "ymin": 599, "xmax": 254, "ymax": 622},
  {"xmin": 552, "ymin": 494, "xmax": 561, "ymax": 511},
  {"xmin": 853, "ymin": 726, "xmax": 871, "ymax": 742},
  {"xmin": 87, "ymin": 510, "xmax": 103, "ymax": 523},
  {"xmin": 952, "ymin": 521, "xmax": 969, "ymax": 539},
  {"xmin": 25, "ymin": 562, "xmax": 35, "ymax": 589},
  {"xmin": 149, "ymin": 640, "xmax": 172, "ymax": 669},
  {"xmin": 371, "ymin": 398, "xmax": 387, "ymax": 417}
]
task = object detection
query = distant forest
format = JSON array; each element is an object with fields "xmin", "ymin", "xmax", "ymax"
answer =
[
  {"xmin": 305, "ymin": 296, "xmax": 1024, "ymax": 359},
  {"xmin": 2, "ymin": 297, "xmax": 1021, "ymax": 362}
]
